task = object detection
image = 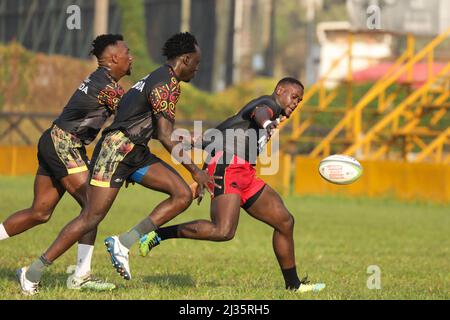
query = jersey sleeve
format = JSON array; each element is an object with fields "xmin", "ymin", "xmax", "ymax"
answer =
[
  {"xmin": 266, "ymin": 102, "xmax": 282, "ymax": 119},
  {"xmin": 149, "ymin": 77, "xmax": 180, "ymax": 123},
  {"xmin": 98, "ymin": 82, "xmax": 125, "ymax": 114},
  {"xmin": 250, "ymin": 103, "xmax": 280, "ymax": 122}
]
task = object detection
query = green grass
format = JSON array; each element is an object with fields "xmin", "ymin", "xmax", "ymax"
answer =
[{"xmin": 0, "ymin": 176, "xmax": 449, "ymax": 300}]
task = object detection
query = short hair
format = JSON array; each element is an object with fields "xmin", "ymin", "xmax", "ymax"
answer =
[
  {"xmin": 89, "ymin": 34, "xmax": 124, "ymax": 59},
  {"xmin": 162, "ymin": 32, "xmax": 198, "ymax": 60},
  {"xmin": 276, "ymin": 77, "xmax": 304, "ymax": 90}
]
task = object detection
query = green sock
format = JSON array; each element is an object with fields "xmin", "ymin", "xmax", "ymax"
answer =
[
  {"xmin": 119, "ymin": 218, "xmax": 157, "ymax": 249},
  {"xmin": 26, "ymin": 255, "xmax": 51, "ymax": 283}
]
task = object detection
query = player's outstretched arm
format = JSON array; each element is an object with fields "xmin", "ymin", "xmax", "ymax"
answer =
[
  {"xmin": 156, "ymin": 116, "xmax": 221, "ymax": 197},
  {"xmin": 252, "ymin": 106, "xmax": 280, "ymax": 137}
]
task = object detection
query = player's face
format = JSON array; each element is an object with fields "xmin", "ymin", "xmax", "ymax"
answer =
[
  {"xmin": 278, "ymin": 84, "xmax": 303, "ymax": 118},
  {"xmin": 115, "ymin": 41, "xmax": 133, "ymax": 76},
  {"xmin": 182, "ymin": 45, "xmax": 201, "ymax": 82}
]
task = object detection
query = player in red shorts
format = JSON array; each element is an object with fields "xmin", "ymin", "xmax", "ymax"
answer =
[{"xmin": 139, "ymin": 77, "xmax": 325, "ymax": 293}]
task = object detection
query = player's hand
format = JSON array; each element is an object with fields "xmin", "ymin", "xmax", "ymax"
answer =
[
  {"xmin": 191, "ymin": 170, "xmax": 222, "ymax": 205},
  {"xmin": 265, "ymin": 121, "xmax": 278, "ymax": 138},
  {"xmin": 189, "ymin": 182, "xmax": 204, "ymax": 205},
  {"xmin": 190, "ymin": 182, "xmax": 199, "ymax": 198}
]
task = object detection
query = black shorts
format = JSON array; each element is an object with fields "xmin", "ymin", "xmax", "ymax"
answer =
[
  {"xmin": 90, "ymin": 130, "xmax": 161, "ymax": 188},
  {"xmin": 37, "ymin": 125, "xmax": 89, "ymax": 180}
]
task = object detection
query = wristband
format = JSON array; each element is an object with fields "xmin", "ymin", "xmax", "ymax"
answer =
[{"xmin": 263, "ymin": 120, "xmax": 272, "ymax": 129}]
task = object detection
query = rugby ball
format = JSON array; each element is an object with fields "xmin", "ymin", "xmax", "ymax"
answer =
[{"xmin": 318, "ymin": 155, "xmax": 363, "ymax": 185}]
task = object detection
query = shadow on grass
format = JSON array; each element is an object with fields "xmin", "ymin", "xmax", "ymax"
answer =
[
  {"xmin": 0, "ymin": 267, "xmax": 18, "ymax": 283},
  {"xmin": 0, "ymin": 268, "xmax": 122, "ymax": 290},
  {"xmin": 142, "ymin": 273, "xmax": 196, "ymax": 288}
]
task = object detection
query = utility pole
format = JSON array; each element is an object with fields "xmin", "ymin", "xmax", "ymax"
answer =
[
  {"xmin": 94, "ymin": 0, "xmax": 109, "ymax": 37},
  {"xmin": 181, "ymin": 0, "xmax": 191, "ymax": 32},
  {"xmin": 212, "ymin": 0, "xmax": 232, "ymax": 91},
  {"xmin": 264, "ymin": 0, "xmax": 275, "ymax": 77},
  {"xmin": 233, "ymin": 0, "xmax": 244, "ymax": 84},
  {"xmin": 305, "ymin": 0, "xmax": 318, "ymax": 85}
]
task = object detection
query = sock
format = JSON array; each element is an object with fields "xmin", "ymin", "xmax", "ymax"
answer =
[
  {"xmin": 0, "ymin": 223, "xmax": 10, "ymax": 240},
  {"xmin": 26, "ymin": 255, "xmax": 52, "ymax": 283},
  {"xmin": 282, "ymin": 266, "xmax": 301, "ymax": 290},
  {"xmin": 119, "ymin": 217, "xmax": 157, "ymax": 249},
  {"xmin": 156, "ymin": 226, "xmax": 179, "ymax": 240},
  {"xmin": 74, "ymin": 244, "xmax": 94, "ymax": 278}
]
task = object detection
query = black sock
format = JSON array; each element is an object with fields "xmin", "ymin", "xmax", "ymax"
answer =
[
  {"xmin": 156, "ymin": 225, "xmax": 179, "ymax": 240},
  {"xmin": 282, "ymin": 266, "xmax": 301, "ymax": 290}
]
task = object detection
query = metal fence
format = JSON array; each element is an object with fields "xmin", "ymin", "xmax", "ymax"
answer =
[
  {"xmin": 0, "ymin": 0, "xmax": 122, "ymax": 58},
  {"xmin": 0, "ymin": 111, "xmax": 218, "ymax": 145}
]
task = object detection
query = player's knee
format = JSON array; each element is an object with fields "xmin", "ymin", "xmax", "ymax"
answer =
[
  {"xmin": 279, "ymin": 213, "xmax": 295, "ymax": 233},
  {"xmin": 173, "ymin": 188, "xmax": 193, "ymax": 210},
  {"xmin": 287, "ymin": 214, "xmax": 295, "ymax": 230},
  {"xmin": 30, "ymin": 208, "xmax": 53, "ymax": 224},
  {"xmin": 215, "ymin": 228, "xmax": 235, "ymax": 241},
  {"xmin": 79, "ymin": 209, "xmax": 103, "ymax": 230}
]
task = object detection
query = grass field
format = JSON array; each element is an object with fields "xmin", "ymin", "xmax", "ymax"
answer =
[{"xmin": 0, "ymin": 176, "xmax": 448, "ymax": 300}]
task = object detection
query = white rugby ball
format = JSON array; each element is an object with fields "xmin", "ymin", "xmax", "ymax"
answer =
[{"xmin": 318, "ymin": 154, "xmax": 363, "ymax": 185}]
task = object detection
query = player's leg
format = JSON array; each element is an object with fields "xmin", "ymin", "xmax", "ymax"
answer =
[
  {"xmin": 167, "ymin": 194, "xmax": 241, "ymax": 240},
  {"xmin": 244, "ymin": 185, "xmax": 324, "ymax": 292},
  {"xmin": 138, "ymin": 152, "xmax": 240, "ymax": 254},
  {"xmin": 59, "ymin": 171, "xmax": 115, "ymax": 290},
  {"xmin": 47, "ymin": 128, "xmax": 112, "ymax": 290},
  {"xmin": 138, "ymin": 193, "xmax": 241, "ymax": 259},
  {"xmin": 244, "ymin": 186, "xmax": 296, "ymax": 271},
  {"xmin": 0, "ymin": 171, "xmax": 65, "ymax": 240},
  {"xmin": 114, "ymin": 161, "xmax": 194, "ymax": 252},
  {"xmin": 18, "ymin": 185, "xmax": 120, "ymax": 294},
  {"xmin": 105, "ymin": 160, "xmax": 195, "ymax": 280},
  {"xmin": 45, "ymin": 185, "xmax": 119, "ymax": 262}
]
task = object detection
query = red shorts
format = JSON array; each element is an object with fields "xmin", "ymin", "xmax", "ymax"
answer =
[{"xmin": 206, "ymin": 151, "xmax": 266, "ymax": 209}]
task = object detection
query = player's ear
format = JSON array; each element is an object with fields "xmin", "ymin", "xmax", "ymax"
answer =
[
  {"xmin": 276, "ymin": 84, "xmax": 284, "ymax": 96},
  {"xmin": 182, "ymin": 53, "xmax": 191, "ymax": 66},
  {"xmin": 111, "ymin": 54, "xmax": 118, "ymax": 65}
]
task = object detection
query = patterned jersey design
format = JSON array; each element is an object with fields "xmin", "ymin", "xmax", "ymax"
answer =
[
  {"xmin": 98, "ymin": 82, "xmax": 125, "ymax": 113},
  {"xmin": 54, "ymin": 67, "xmax": 124, "ymax": 145},
  {"xmin": 104, "ymin": 65, "xmax": 181, "ymax": 146},
  {"xmin": 150, "ymin": 75, "xmax": 180, "ymax": 122}
]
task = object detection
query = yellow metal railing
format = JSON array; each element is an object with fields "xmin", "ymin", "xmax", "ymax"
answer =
[
  {"xmin": 309, "ymin": 28, "xmax": 450, "ymax": 158},
  {"xmin": 287, "ymin": 32, "xmax": 413, "ymax": 141},
  {"xmin": 414, "ymin": 127, "xmax": 450, "ymax": 163},
  {"xmin": 343, "ymin": 62, "xmax": 450, "ymax": 158}
]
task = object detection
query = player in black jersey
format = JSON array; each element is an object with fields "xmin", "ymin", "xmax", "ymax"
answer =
[
  {"xmin": 139, "ymin": 78, "xmax": 325, "ymax": 293},
  {"xmin": 17, "ymin": 33, "xmax": 218, "ymax": 293},
  {"xmin": 9, "ymin": 34, "xmax": 132, "ymax": 294}
]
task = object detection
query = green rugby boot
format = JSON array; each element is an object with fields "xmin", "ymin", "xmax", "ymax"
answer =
[{"xmin": 139, "ymin": 231, "xmax": 161, "ymax": 257}]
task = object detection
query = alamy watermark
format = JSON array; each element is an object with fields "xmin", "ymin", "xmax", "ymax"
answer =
[
  {"xmin": 366, "ymin": 5, "xmax": 381, "ymax": 30},
  {"xmin": 66, "ymin": 5, "xmax": 81, "ymax": 30},
  {"xmin": 367, "ymin": 265, "xmax": 382, "ymax": 289},
  {"xmin": 170, "ymin": 121, "xmax": 280, "ymax": 175}
]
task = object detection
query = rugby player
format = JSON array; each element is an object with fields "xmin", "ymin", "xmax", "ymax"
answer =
[
  {"xmin": 16, "ymin": 32, "xmax": 217, "ymax": 295},
  {"xmin": 139, "ymin": 78, "xmax": 326, "ymax": 293},
  {"xmin": 1, "ymin": 34, "xmax": 131, "ymax": 292}
]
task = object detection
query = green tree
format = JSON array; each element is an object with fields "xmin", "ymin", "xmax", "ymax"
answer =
[{"xmin": 117, "ymin": 0, "xmax": 157, "ymax": 82}]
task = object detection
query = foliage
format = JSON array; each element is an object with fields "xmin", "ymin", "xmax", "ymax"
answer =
[{"xmin": 116, "ymin": 0, "xmax": 158, "ymax": 82}]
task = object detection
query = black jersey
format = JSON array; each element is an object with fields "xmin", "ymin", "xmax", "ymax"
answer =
[
  {"xmin": 104, "ymin": 64, "xmax": 180, "ymax": 146},
  {"xmin": 53, "ymin": 67, "xmax": 124, "ymax": 145},
  {"xmin": 203, "ymin": 95, "xmax": 283, "ymax": 164}
]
